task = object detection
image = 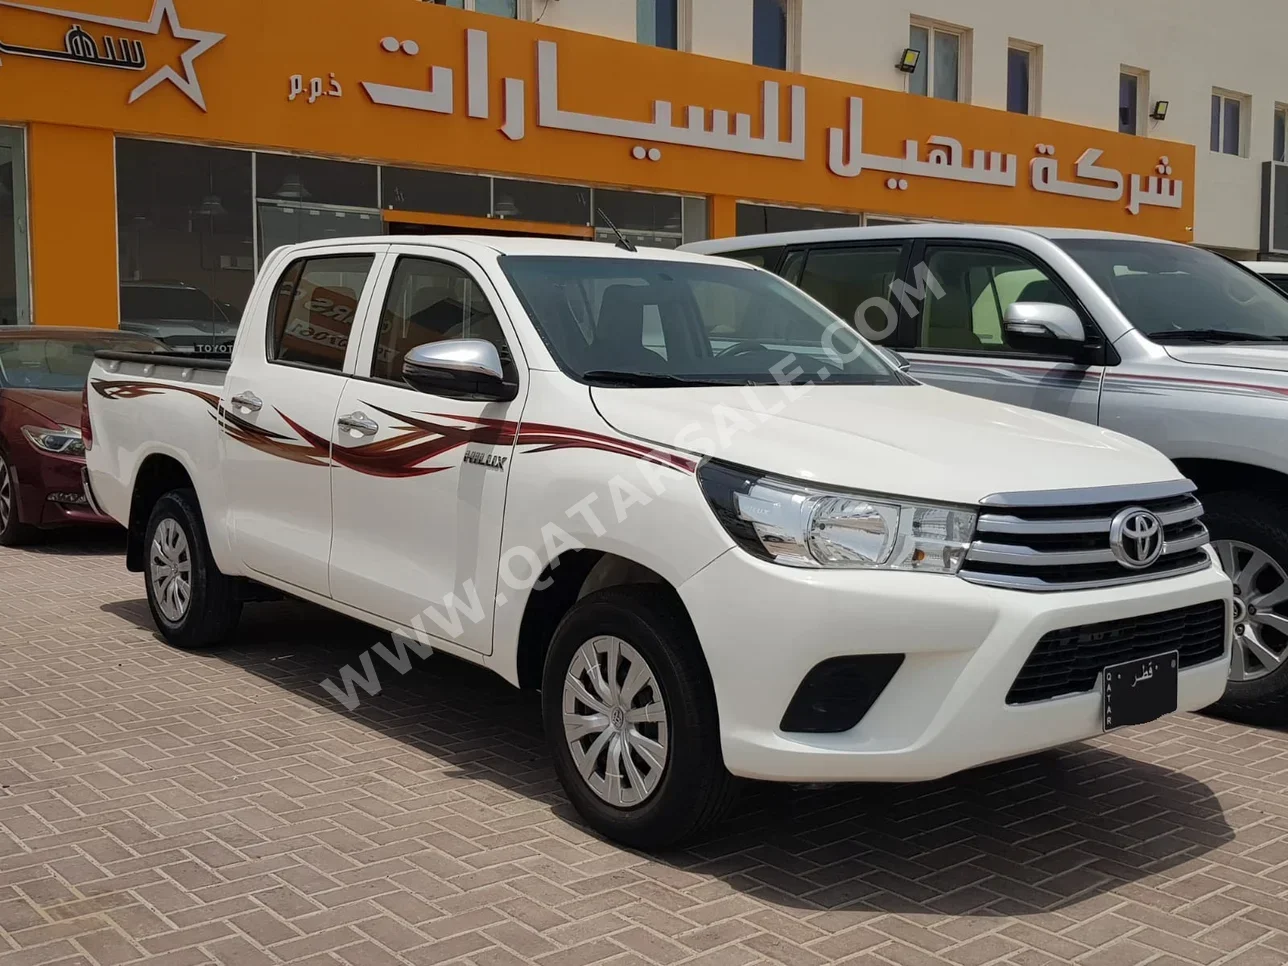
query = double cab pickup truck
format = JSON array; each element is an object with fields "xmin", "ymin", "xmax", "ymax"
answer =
[
  {"xmin": 84, "ymin": 235, "xmax": 1232, "ymax": 847},
  {"xmin": 691, "ymin": 226, "xmax": 1288, "ymax": 715}
]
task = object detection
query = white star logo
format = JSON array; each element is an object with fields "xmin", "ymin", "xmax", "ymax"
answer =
[{"xmin": 0, "ymin": 0, "xmax": 225, "ymax": 110}]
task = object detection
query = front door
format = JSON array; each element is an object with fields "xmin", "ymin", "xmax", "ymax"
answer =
[
  {"xmin": 902, "ymin": 242, "xmax": 1104, "ymax": 425},
  {"xmin": 328, "ymin": 248, "xmax": 528, "ymax": 654},
  {"xmin": 221, "ymin": 247, "xmax": 383, "ymax": 596}
]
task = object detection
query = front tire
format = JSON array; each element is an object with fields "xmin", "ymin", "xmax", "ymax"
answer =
[
  {"xmin": 1205, "ymin": 490, "xmax": 1288, "ymax": 718},
  {"xmin": 143, "ymin": 489, "xmax": 241, "ymax": 650},
  {"xmin": 541, "ymin": 587, "xmax": 738, "ymax": 849},
  {"xmin": 0, "ymin": 452, "xmax": 36, "ymax": 547}
]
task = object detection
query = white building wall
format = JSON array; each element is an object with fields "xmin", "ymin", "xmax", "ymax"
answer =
[{"xmin": 538, "ymin": 0, "xmax": 1286, "ymax": 253}]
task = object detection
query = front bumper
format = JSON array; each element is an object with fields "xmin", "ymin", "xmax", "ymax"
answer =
[
  {"xmin": 679, "ymin": 547, "xmax": 1232, "ymax": 783},
  {"xmin": 14, "ymin": 452, "xmax": 115, "ymax": 529}
]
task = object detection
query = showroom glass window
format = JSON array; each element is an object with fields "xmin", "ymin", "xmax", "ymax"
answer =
[
  {"xmin": 0, "ymin": 127, "xmax": 30, "ymax": 326},
  {"xmin": 116, "ymin": 139, "xmax": 253, "ymax": 343},
  {"xmin": 255, "ymin": 153, "xmax": 381, "ymax": 259}
]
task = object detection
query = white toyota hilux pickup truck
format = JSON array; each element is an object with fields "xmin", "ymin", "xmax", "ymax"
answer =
[{"xmin": 84, "ymin": 236, "xmax": 1232, "ymax": 848}]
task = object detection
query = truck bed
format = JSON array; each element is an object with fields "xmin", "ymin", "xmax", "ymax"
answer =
[{"xmin": 85, "ymin": 350, "xmax": 233, "ymax": 568}]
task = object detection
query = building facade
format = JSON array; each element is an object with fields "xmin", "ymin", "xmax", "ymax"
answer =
[{"xmin": 0, "ymin": 0, "xmax": 1245, "ymax": 331}]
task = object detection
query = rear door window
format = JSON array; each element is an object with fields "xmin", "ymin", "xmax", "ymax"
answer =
[
  {"xmin": 714, "ymin": 247, "xmax": 784, "ymax": 271},
  {"xmin": 267, "ymin": 255, "xmax": 375, "ymax": 372},
  {"xmin": 795, "ymin": 245, "xmax": 906, "ymax": 344}
]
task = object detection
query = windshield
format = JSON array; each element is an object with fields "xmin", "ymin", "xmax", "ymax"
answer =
[
  {"xmin": 1057, "ymin": 239, "xmax": 1288, "ymax": 342},
  {"xmin": 120, "ymin": 286, "xmax": 230, "ymax": 323},
  {"xmin": 498, "ymin": 255, "xmax": 902, "ymax": 386},
  {"xmin": 0, "ymin": 335, "xmax": 165, "ymax": 390}
]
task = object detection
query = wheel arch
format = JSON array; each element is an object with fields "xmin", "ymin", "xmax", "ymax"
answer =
[
  {"xmin": 125, "ymin": 454, "xmax": 197, "ymax": 572},
  {"xmin": 1173, "ymin": 458, "xmax": 1288, "ymax": 501},
  {"xmin": 513, "ymin": 549, "xmax": 707, "ymax": 692}
]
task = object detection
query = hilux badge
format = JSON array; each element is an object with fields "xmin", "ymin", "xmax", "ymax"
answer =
[{"xmin": 464, "ymin": 450, "xmax": 508, "ymax": 471}]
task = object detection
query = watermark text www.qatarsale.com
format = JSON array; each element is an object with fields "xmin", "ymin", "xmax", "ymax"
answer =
[{"xmin": 319, "ymin": 265, "xmax": 945, "ymax": 710}]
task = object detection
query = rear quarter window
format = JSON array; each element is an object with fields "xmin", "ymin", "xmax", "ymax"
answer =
[{"xmin": 710, "ymin": 247, "xmax": 784, "ymax": 271}]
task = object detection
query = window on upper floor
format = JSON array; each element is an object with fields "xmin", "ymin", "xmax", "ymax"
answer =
[
  {"xmin": 1275, "ymin": 105, "xmax": 1287, "ymax": 163},
  {"xmin": 1211, "ymin": 90, "xmax": 1249, "ymax": 157},
  {"xmin": 1118, "ymin": 67, "xmax": 1147, "ymax": 135},
  {"xmin": 1004, "ymin": 42, "xmax": 1035, "ymax": 115},
  {"xmin": 637, "ymin": 0, "xmax": 682, "ymax": 49},
  {"xmin": 1007, "ymin": 42, "xmax": 1040, "ymax": 115},
  {"xmin": 909, "ymin": 20, "xmax": 967, "ymax": 102},
  {"xmin": 753, "ymin": 0, "xmax": 799, "ymax": 71},
  {"xmin": 426, "ymin": 0, "xmax": 523, "ymax": 18}
]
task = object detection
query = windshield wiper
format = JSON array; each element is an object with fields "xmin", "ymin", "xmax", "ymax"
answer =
[
  {"xmin": 582, "ymin": 370, "xmax": 727, "ymax": 388},
  {"xmin": 1148, "ymin": 329, "xmax": 1288, "ymax": 344}
]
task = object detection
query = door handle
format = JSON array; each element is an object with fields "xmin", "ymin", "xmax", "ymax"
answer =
[
  {"xmin": 230, "ymin": 391, "xmax": 262, "ymax": 413},
  {"xmin": 337, "ymin": 411, "xmax": 379, "ymax": 437}
]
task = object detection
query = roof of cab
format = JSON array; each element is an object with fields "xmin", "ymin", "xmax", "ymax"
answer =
[
  {"xmin": 280, "ymin": 234, "xmax": 738, "ymax": 265},
  {"xmin": 681, "ymin": 223, "xmax": 1186, "ymax": 254},
  {"xmin": 1241, "ymin": 261, "xmax": 1288, "ymax": 274}
]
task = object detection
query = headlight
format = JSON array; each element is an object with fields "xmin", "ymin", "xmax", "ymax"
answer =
[
  {"xmin": 22, "ymin": 425, "xmax": 86, "ymax": 458},
  {"xmin": 698, "ymin": 460, "xmax": 976, "ymax": 573}
]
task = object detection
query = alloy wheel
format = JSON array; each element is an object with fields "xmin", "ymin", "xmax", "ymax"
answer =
[
  {"xmin": 0, "ymin": 459, "xmax": 10, "ymax": 533},
  {"xmin": 562, "ymin": 635, "xmax": 670, "ymax": 808},
  {"xmin": 1214, "ymin": 540, "xmax": 1288, "ymax": 682},
  {"xmin": 150, "ymin": 518, "xmax": 193, "ymax": 623}
]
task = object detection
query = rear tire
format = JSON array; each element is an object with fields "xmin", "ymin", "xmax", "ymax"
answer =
[
  {"xmin": 143, "ymin": 489, "xmax": 241, "ymax": 650},
  {"xmin": 541, "ymin": 586, "xmax": 738, "ymax": 849},
  {"xmin": 0, "ymin": 452, "xmax": 37, "ymax": 547},
  {"xmin": 1205, "ymin": 490, "xmax": 1288, "ymax": 719}
]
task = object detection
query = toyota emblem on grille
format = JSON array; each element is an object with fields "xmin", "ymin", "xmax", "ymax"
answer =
[{"xmin": 1109, "ymin": 507, "xmax": 1164, "ymax": 569}]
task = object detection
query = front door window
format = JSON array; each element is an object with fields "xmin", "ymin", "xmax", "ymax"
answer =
[
  {"xmin": 918, "ymin": 245, "xmax": 1075, "ymax": 354},
  {"xmin": 0, "ymin": 127, "xmax": 30, "ymax": 325}
]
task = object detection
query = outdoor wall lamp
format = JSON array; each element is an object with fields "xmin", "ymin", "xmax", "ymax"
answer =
[
  {"xmin": 896, "ymin": 48, "xmax": 921, "ymax": 73},
  {"xmin": 1150, "ymin": 100, "xmax": 1169, "ymax": 121}
]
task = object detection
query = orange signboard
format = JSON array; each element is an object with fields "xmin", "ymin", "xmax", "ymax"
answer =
[{"xmin": 0, "ymin": 0, "xmax": 1194, "ymax": 239}]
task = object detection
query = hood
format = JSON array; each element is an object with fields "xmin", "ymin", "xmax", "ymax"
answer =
[
  {"xmin": 2, "ymin": 388, "xmax": 81, "ymax": 427},
  {"xmin": 1164, "ymin": 344, "xmax": 1288, "ymax": 373},
  {"xmin": 592, "ymin": 384, "xmax": 1180, "ymax": 505}
]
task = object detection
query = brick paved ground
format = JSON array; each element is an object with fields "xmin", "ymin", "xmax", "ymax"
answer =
[{"xmin": 3, "ymin": 537, "xmax": 1288, "ymax": 966}]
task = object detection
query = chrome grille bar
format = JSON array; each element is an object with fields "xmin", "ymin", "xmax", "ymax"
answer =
[{"xmin": 959, "ymin": 483, "xmax": 1213, "ymax": 592}]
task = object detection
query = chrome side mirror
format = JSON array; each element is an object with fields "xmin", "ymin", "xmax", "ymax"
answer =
[
  {"xmin": 1003, "ymin": 302, "xmax": 1086, "ymax": 344},
  {"xmin": 875, "ymin": 345, "xmax": 912, "ymax": 372},
  {"xmin": 402, "ymin": 339, "xmax": 516, "ymax": 401}
]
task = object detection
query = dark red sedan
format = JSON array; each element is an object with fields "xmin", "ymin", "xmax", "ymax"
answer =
[{"xmin": 0, "ymin": 327, "xmax": 165, "ymax": 545}]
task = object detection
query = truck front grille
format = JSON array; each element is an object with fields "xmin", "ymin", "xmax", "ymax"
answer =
[
  {"xmin": 959, "ymin": 481, "xmax": 1212, "ymax": 592},
  {"xmin": 1007, "ymin": 600, "xmax": 1228, "ymax": 704}
]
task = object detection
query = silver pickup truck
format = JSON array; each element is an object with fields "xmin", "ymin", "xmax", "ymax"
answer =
[{"xmin": 688, "ymin": 226, "xmax": 1288, "ymax": 714}]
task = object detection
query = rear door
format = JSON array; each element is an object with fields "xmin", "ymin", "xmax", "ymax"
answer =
[
  {"xmin": 327, "ymin": 246, "xmax": 528, "ymax": 654},
  {"xmin": 221, "ymin": 246, "xmax": 386, "ymax": 596},
  {"xmin": 900, "ymin": 241, "xmax": 1105, "ymax": 423}
]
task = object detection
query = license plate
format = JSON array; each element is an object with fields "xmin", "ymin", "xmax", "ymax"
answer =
[{"xmin": 1104, "ymin": 651, "xmax": 1178, "ymax": 731}]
